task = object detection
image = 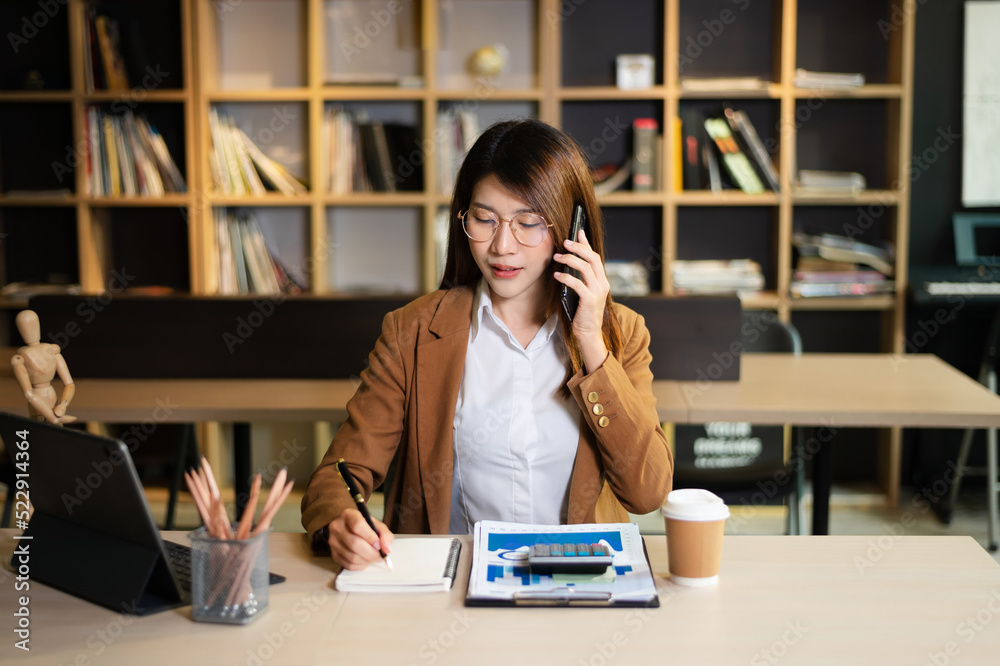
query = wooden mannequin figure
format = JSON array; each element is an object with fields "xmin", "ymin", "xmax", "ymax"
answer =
[{"xmin": 11, "ymin": 310, "xmax": 76, "ymax": 424}]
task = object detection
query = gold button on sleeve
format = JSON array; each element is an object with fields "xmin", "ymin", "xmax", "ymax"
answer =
[
  {"xmin": 587, "ymin": 391, "xmax": 599, "ymax": 404},
  {"xmin": 593, "ymin": 404, "xmax": 604, "ymax": 415},
  {"xmin": 598, "ymin": 415, "xmax": 610, "ymax": 428}
]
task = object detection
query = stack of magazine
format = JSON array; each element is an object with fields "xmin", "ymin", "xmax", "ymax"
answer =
[
  {"xmin": 672, "ymin": 259, "xmax": 764, "ymax": 295},
  {"xmin": 85, "ymin": 107, "xmax": 186, "ymax": 197},
  {"xmin": 794, "ymin": 170, "xmax": 867, "ymax": 197},
  {"xmin": 792, "ymin": 232, "xmax": 894, "ymax": 298},
  {"xmin": 209, "ymin": 109, "xmax": 307, "ymax": 196},
  {"xmin": 793, "ymin": 68, "xmax": 865, "ymax": 90},
  {"xmin": 214, "ymin": 209, "xmax": 303, "ymax": 295}
]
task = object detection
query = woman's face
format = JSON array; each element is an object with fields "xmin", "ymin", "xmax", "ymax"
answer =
[{"xmin": 467, "ymin": 173, "xmax": 556, "ymax": 311}]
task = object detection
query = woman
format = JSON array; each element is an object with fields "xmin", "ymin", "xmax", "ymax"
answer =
[{"xmin": 301, "ymin": 119, "xmax": 672, "ymax": 569}]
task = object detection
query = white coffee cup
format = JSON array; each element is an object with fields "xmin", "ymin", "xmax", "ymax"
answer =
[{"xmin": 661, "ymin": 488, "xmax": 730, "ymax": 586}]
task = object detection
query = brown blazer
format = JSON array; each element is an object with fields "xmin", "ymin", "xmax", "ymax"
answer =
[{"xmin": 300, "ymin": 285, "xmax": 673, "ymax": 540}]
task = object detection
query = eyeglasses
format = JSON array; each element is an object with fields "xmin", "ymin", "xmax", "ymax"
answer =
[{"xmin": 459, "ymin": 206, "xmax": 553, "ymax": 247}]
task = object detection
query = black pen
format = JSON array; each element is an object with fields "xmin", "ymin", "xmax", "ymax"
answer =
[{"xmin": 335, "ymin": 459, "xmax": 393, "ymax": 569}]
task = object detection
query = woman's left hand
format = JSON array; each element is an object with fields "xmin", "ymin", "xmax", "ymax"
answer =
[{"xmin": 553, "ymin": 229, "xmax": 611, "ymax": 372}]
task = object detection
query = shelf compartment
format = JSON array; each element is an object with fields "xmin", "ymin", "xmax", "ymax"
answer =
[
  {"xmin": 677, "ymin": 97, "xmax": 781, "ymax": 196},
  {"xmin": 676, "ymin": 206, "xmax": 778, "ymax": 292},
  {"xmin": 793, "ymin": 98, "xmax": 895, "ymax": 191},
  {"xmin": 561, "ymin": 100, "xmax": 664, "ymax": 187},
  {"xmin": 327, "ymin": 206, "xmax": 421, "ymax": 295},
  {"xmin": 0, "ymin": 206, "xmax": 79, "ymax": 286},
  {"xmin": 561, "ymin": 0, "xmax": 663, "ymax": 87},
  {"xmin": 323, "ymin": 100, "xmax": 424, "ymax": 195},
  {"xmin": 211, "ymin": 101, "xmax": 310, "ymax": 194},
  {"xmin": 90, "ymin": 206, "xmax": 190, "ymax": 293},
  {"xmin": 796, "ymin": 0, "xmax": 899, "ymax": 85},
  {"xmin": 212, "ymin": 206, "xmax": 311, "ymax": 294},
  {"xmin": 437, "ymin": 0, "xmax": 537, "ymax": 91},
  {"xmin": 0, "ymin": 1, "xmax": 71, "ymax": 91},
  {"xmin": 677, "ymin": 0, "xmax": 781, "ymax": 82},
  {"xmin": 601, "ymin": 206, "xmax": 663, "ymax": 293},
  {"xmin": 210, "ymin": 0, "xmax": 305, "ymax": 90},
  {"xmin": 84, "ymin": 0, "xmax": 186, "ymax": 92},
  {"xmin": 436, "ymin": 100, "xmax": 538, "ymax": 195},
  {"xmin": 0, "ymin": 102, "xmax": 76, "ymax": 195},
  {"xmin": 325, "ymin": 0, "xmax": 422, "ymax": 88},
  {"xmin": 84, "ymin": 101, "xmax": 188, "ymax": 198}
]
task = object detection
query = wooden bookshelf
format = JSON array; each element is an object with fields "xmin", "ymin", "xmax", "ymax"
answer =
[{"xmin": 0, "ymin": 0, "xmax": 916, "ymax": 503}]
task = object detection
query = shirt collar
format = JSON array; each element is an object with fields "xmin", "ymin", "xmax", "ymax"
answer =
[{"xmin": 471, "ymin": 278, "xmax": 560, "ymax": 349}]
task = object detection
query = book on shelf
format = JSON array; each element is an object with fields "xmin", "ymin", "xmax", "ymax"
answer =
[
  {"xmin": 209, "ymin": 109, "xmax": 307, "ymax": 197},
  {"xmin": 632, "ymin": 118, "xmax": 658, "ymax": 192},
  {"xmin": 672, "ymin": 259, "xmax": 765, "ymax": 295},
  {"xmin": 436, "ymin": 107, "xmax": 480, "ymax": 195},
  {"xmin": 88, "ymin": 11, "xmax": 130, "ymax": 92},
  {"xmin": 592, "ymin": 159, "xmax": 632, "ymax": 196},
  {"xmin": 85, "ymin": 107, "xmax": 186, "ymax": 197},
  {"xmin": 793, "ymin": 69, "xmax": 865, "ymax": 90},
  {"xmin": 793, "ymin": 170, "xmax": 867, "ymax": 196},
  {"xmin": 678, "ymin": 107, "xmax": 706, "ymax": 190},
  {"xmin": 703, "ymin": 117, "xmax": 766, "ymax": 194},
  {"xmin": 214, "ymin": 209, "xmax": 303, "ymax": 296},
  {"xmin": 670, "ymin": 117, "xmax": 682, "ymax": 192},
  {"xmin": 794, "ymin": 231, "xmax": 895, "ymax": 277},
  {"xmin": 724, "ymin": 107, "xmax": 780, "ymax": 192}
]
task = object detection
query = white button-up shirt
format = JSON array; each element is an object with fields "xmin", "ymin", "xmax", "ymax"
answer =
[{"xmin": 448, "ymin": 280, "xmax": 581, "ymax": 534}]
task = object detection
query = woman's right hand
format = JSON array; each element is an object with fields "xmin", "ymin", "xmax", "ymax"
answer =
[{"xmin": 326, "ymin": 508, "xmax": 395, "ymax": 570}]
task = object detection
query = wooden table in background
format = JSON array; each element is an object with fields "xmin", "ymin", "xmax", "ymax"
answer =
[{"xmin": 1, "ymin": 354, "xmax": 998, "ymax": 534}]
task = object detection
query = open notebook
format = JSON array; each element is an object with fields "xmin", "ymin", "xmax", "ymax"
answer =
[{"xmin": 334, "ymin": 538, "xmax": 462, "ymax": 593}]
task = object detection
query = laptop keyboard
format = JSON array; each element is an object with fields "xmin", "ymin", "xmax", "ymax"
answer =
[
  {"xmin": 163, "ymin": 540, "xmax": 285, "ymax": 592},
  {"xmin": 164, "ymin": 541, "xmax": 196, "ymax": 592}
]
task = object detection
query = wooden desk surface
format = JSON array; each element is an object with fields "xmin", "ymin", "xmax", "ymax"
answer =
[
  {"xmin": 3, "ymin": 530, "xmax": 999, "ymax": 665},
  {"xmin": 0, "ymin": 354, "xmax": 996, "ymax": 427},
  {"xmin": 658, "ymin": 353, "xmax": 1000, "ymax": 428}
]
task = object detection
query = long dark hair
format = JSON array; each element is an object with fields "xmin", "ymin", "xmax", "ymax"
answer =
[{"xmin": 439, "ymin": 119, "xmax": 623, "ymax": 372}]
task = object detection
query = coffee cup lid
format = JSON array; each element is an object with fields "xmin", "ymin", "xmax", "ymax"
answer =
[{"xmin": 660, "ymin": 488, "xmax": 730, "ymax": 521}]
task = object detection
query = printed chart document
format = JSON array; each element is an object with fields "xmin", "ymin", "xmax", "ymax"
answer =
[
  {"xmin": 335, "ymin": 537, "xmax": 461, "ymax": 593},
  {"xmin": 466, "ymin": 521, "xmax": 659, "ymax": 607}
]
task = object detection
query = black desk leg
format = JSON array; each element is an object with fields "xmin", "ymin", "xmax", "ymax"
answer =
[
  {"xmin": 812, "ymin": 436, "xmax": 832, "ymax": 535},
  {"xmin": 234, "ymin": 422, "xmax": 251, "ymax": 519}
]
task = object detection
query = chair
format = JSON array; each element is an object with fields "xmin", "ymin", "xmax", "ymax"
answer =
[{"xmin": 670, "ymin": 310, "xmax": 806, "ymax": 535}]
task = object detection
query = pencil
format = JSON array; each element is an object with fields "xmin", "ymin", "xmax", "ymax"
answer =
[{"xmin": 335, "ymin": 459, "xmax": 393, "ymax": 569}]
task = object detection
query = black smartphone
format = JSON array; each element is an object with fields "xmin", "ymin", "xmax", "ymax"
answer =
[{"xmin": 560, "ymin": 205, "xmax": 586, "ymax": 321}]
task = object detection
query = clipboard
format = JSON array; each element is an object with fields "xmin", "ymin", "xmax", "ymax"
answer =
[{"xmin": 464, "ymin": 521, "xmax": 660, "ymax": 608}]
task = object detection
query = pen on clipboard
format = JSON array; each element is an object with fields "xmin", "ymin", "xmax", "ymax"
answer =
[{"xmin": 336, "ymin": 459, "xmax": 393, "ymax": 569}]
